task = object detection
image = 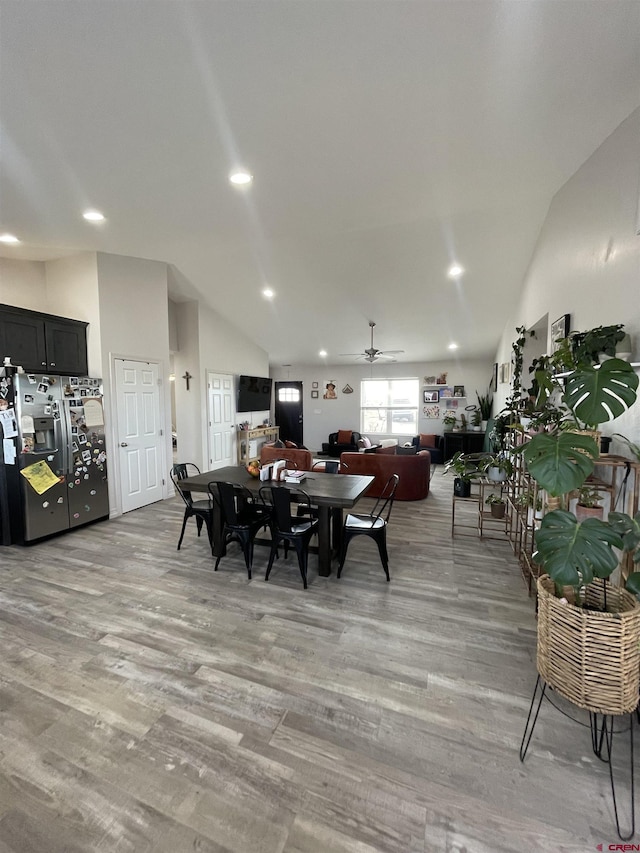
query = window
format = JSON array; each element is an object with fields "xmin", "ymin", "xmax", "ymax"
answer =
[
  {"xmin": 360, "ymin": 378, "xmax": 419, "ymax": 435},
  {"xmin": 277, "ymin": 387, "xmax": 300, "ymax": 403}
]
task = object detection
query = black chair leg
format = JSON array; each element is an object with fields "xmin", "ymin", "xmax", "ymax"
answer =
[
  {"xmin": 196, "ymin": 516, "xmax": 203, "ymax": 537},
  {"xmin": 375, "ymin": 534, "xmax": 390, "ymax": 581},
  {"xmin": 337, "ymin": 532, "xmax": 352, "ymax": 578},
  {"xmin": 177, "ymin": 511, "xmax": 190, "ymax": 550},
  {"xmin": 233, "ymin": 530, "xmax": 253, "ymax": 579},
  {"xmin": 293, "ymin": 539, "xmax": 308, "ymax": 589},
  {"xmin": 265, "ymin": 539, "xmax": 279, "ymax": 581}
]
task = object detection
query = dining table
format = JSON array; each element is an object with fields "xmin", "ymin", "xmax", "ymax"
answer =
[{"xmin": 178, "ymin": 465, "xmax": 375, "ymax": 576}]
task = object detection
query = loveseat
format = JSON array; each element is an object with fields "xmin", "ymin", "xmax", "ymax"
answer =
[
  {"xmin": 321, "ymin": 430, "xmax": 362, "ymax": 458},
  {"xmin": 339, "ymin": 451, "xmax": 430, "ymax": 501}
]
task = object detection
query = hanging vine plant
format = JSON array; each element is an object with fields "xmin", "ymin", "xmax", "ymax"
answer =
[{"xmin": 505, "ymin": 325, "xmax": 536, "ymax": 415}]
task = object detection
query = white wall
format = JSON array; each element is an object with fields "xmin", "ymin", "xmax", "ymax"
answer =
[
  {"xmin": 494, "ymin": 108, "xmax": 640, "ymax": 449},
  {"xmin": 96, "ymin": 252, "xmax": 172, "ymax": 516},
  {"xmin": 271, "ymin": 358, "xmax": 492, "ymax": 452},
  {"xmin": 0, "ymin": 258, "xmax": 47, "ymax": 310},
  {"xmin": 171, "ymin": 300, "xmax": 269, "ymax": 468},
  {"xmin": 45, "ymin": 253, "xmax": 101, "ymax": 374}
]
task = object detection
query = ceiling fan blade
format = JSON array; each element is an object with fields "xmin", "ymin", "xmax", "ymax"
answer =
[
  {"xmin": 338, "ymin": 352, "xmax": 365, "ymax": 357},
  {"xmin": 378, "ymin": 349, "xmax": 405, "ymax": 355}
]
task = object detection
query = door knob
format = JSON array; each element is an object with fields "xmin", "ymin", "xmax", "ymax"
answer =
[{"xmin": 120, "ymin": 442, "xmax": 128, "ymax": 447}]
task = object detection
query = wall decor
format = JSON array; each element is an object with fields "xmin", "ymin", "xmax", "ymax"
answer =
[
  {"xmin": 423, "ymin": 405, "xmax": 440, "ymax": 419},
  {"xmin": 550, "ymin": 314, "xmax": 570, "ymax": 353},
  {"xmin": 491, "ymin": 362, "xmax": 498, "ymax": 392},
  {"xmin": 436, "ymin": 372, "xmax": 448, "ymax": 385},
  {"xmin": 453, "ymin": 385, "xmax": 465, "ymax": 397},
  {"xmin": 444, "ymin": 398, "xmax": 460, "ymax": 409},
  {"xmin": 322, "ymin": 381, "xmax": 337, "ymax": 399},
  {"xmin": 423, "ymin": 390, "xmax": 439, "ymax": 403},
  {"xmin": 312, "ymin": 381, "xmax": 318, "ymax": 389},
  {"xmin": 424, "ymin": 375, "xmax": 436, "ymax": 384},
  {"xmin": 342, "ymin": 384, "xmax": 353, "ymax": 394},
  {"xmin": 500, "ymin": 362, "xmax": 511, "ymax": 384},
  {"xmin": 439, "ymin": 386, "xmax": 453, "ymax": 399},
  {"xmin": 311, "ymin": 390, "xmax": 318, "ymax": 399}
]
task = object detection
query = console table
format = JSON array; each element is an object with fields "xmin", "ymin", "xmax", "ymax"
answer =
[
  {"xmin": 236, "ymin": 426, "xmax": 279, "ymax": 465},
  {"xmin": 443, "ymin": 430, "xmax": 485, "ymax": 461}
]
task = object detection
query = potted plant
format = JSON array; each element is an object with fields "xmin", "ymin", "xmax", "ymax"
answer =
[
  {"xmin": 574, "ymin": 485, "xmax": 603, "ymax": 521},
  {"xmin": 470, "ymin": 407, "xmax": 483, "ymax": 431},
  {"xmin": 476, "ymin": 390, "xmax": 492, "ymax": 431},
  {"xmin": 482, "ymin": 453, "xmax": 513, "ymax": 483},
  {"xmin": 513, "ymin": 323, "xmax": 640, "ymax": 718},
  {"xmin": 444, "ymin": 451, "xmax": 481, "ymax": 497},
  {"xmin": 568, "ymin": 323, "xmax": 626, "ymax": 365},
  {"xmin": 443, "ymin": 411, "xmax": 457, "ymax": 432},
  {"xmin": 485, "ymin": 493, "xmax": 506, "ymax": 519}
]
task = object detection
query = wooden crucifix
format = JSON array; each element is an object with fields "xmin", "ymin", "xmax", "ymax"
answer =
[{"xmin": 182, "ymin": 371, "xmax": 192, "ymax": 391}]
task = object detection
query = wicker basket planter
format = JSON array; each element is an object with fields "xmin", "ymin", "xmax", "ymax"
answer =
[{"xmin": 536, "ymin": 574, "xmax": 640, "ymax": 715}]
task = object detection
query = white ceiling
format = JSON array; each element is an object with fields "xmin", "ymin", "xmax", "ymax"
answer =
[{"xmin": 1, "ymin": 1, "xmax": 639, "ymax": 366}]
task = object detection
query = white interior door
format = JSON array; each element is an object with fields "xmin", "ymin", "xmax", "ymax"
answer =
[
  {"xmin": 207, "ymin": 372, "xmax": 234, "ymax": 470},
  {"xmin": 115, "ymin": 358, "xmax": 165, "ymax": 512}
]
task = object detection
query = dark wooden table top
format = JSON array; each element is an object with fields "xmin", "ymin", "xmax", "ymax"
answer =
[{"xmin": 180, "ymin": 466, "xmax": 374, "ymax": 508}]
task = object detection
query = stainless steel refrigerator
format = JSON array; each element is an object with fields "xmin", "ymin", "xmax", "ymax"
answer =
[{"xmin": 0, "ymin": 372, "xmax": 109, "ymax": 543}]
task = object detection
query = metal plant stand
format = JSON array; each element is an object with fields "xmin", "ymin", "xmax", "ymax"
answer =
[{"xmin": 520, "ymin": 675, "xmax": 637, "ymax": 841}]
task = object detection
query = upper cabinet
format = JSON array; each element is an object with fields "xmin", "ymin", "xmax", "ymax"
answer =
[{"xmin": 0, "ymin": 305, "xmax": 88, "ymax": 376}]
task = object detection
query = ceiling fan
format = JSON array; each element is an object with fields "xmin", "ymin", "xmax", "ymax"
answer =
[{"xmin": 339, "ymin": 321, "xmax": 405, "ymax": 363}]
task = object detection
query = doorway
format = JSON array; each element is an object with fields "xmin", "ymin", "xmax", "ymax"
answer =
[
  {"xmin": 206, "ymin": 371, "xmax": 235, "ymax": 470},
  {"xmin": 114, "ymin": 358, "xmax": 166, "ymax": 513},
  {"xmin": 274, "ymin": 381, "xmax": 304, "ymax": 446}
]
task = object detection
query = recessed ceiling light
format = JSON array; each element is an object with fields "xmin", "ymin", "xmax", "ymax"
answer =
[
  {"xmin": 319, "ymin": 350, "xmax": 327, "ymax": 358},
  {"xmin": 448, "ymin": 342, "xmax": 458, "ymax": 350},
  {"xmin": 262, "ymin": 288, "xmax": 274, "ymax": 300},
  {"xmin": 447, "ymin": 263, "xmax": 464, "ymax": 279},
  {"xmin": 83, "ymin": 209, "xmax": 105, "ymax": 222},
  {"xmin": 0, "ymin": 233, "xmax": 20, "ymax": 244},
  {"xmin": 229, "ymin": 171, "xmax": 253, "ymax": 186}
]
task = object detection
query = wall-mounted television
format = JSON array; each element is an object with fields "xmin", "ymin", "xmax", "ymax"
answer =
[{"xmin": 237, "ymin": 375, "xmax": 272, "ymax": 412}]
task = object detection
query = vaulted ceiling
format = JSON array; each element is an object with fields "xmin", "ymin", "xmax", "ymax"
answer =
[{"xmin": 1, "ymin": 1, "xmax": 639, "ymax": 366}]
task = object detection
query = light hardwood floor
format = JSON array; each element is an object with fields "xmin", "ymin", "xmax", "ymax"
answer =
[{"xmin": 0, "ymin": 469, "xmax": 635, "ymax": 852}]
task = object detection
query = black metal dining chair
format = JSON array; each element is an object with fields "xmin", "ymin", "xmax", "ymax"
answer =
[
  {"xmin": 337, "ymin": 473, "xmax": 399, "ymax": 581},
  {"xmin": 170, "ymin": 463, "xmax": 214, "ymax": 552},
  {"xmin": 296, "ymin": 459, "xmax": 348, "ymax": 518},
  {"xmin": 209, "ymin": 481, "xmax": 272, "ymax": 579},
  {"xmin": 260, "ymin": 485, "xmax": 318, "ymax": 589}
]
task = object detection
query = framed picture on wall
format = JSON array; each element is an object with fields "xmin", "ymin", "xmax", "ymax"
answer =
[
  {"xmin": 490, "ymin": 362, "xmax": 498, "ymax": 392},
  {"xmin": 423, "ymin": 390, "xmax": 439, "ymax": 403},
  {"xmin": 551, "ymin": 314, "xmax": 570, "ymax": 353},
  {"xmin": 311, "ymin": 390, "xmax": 318, "ymax": 399}
]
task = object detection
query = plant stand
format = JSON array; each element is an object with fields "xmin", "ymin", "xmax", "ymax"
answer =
[
  {"xmin": 520, "ymin": 575, "xmax": 640, "ymax": 840},
  {"xmin": 520, "ymin": 675, "xmax": 637, "ymax": 840}
]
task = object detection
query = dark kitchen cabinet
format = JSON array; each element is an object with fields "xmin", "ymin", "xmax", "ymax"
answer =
[{"xmin": 0, "ymin": 305, "xmax": 88, "ymax": 375}]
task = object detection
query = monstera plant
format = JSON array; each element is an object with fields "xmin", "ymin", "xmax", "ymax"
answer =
[{"xmin": 514, "ymin": 325, "xmax": 640, "ymax": 602}]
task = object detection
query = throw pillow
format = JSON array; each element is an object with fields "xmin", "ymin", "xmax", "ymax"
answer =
[
  {"xmin": 361, "ymin": 435, "xmax": 372, "ymax": 448},
  {"xmin": 419, "ymin": 433, "xmax": 437, "ymax": 448},
  {"xmin": 337, "ymin": 429, "xmax": 352, "ymax": 444}
]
